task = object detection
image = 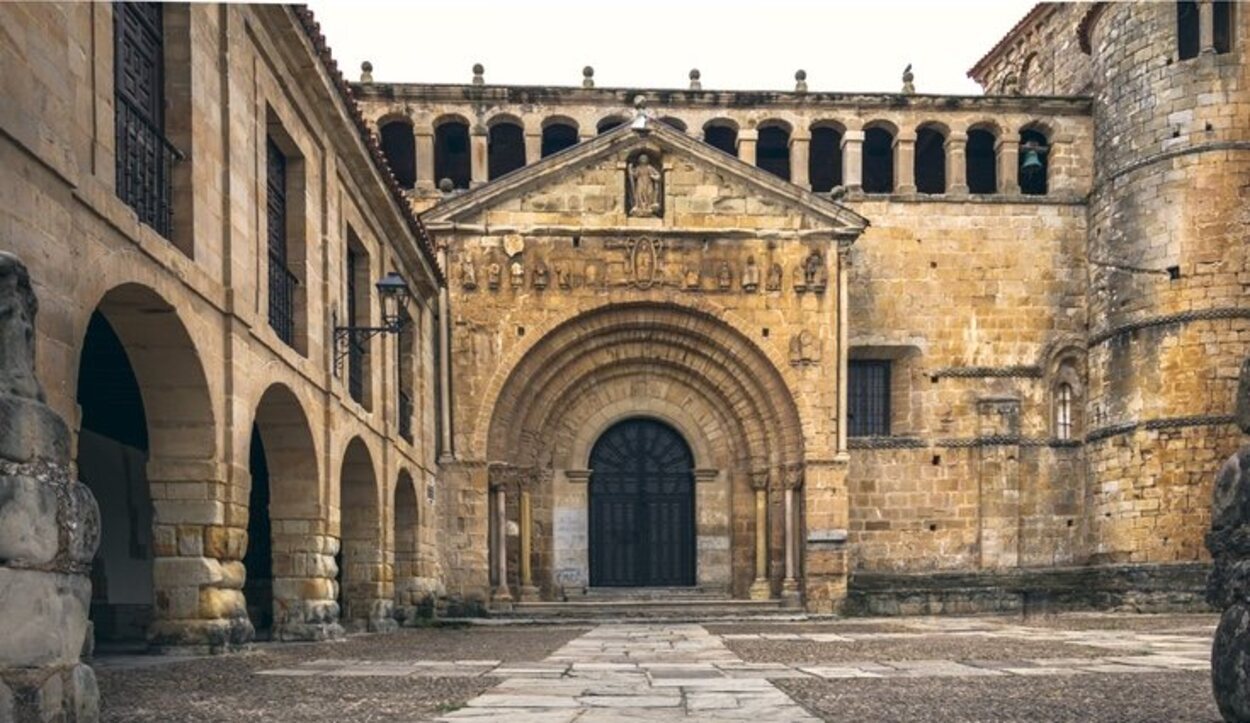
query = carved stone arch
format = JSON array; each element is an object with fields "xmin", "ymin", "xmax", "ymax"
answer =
[
  {"xmin": 703, "ymin": 117, "xmax": 740, "ymax": 133},
  {"xmin": 337, "ymin": 435, "xmax": 392, "ymax": 632},
  {"xmin": 863, "ymin": 118, "xmax": 900, "ymax": 136},
  {"xmin": 485, "ymin": 112, "xmax": 523, "ymax": 129},
  {"xmin": 542, "ymin": 114, "xmax": 580, "ymax": 132},
  {"xmin": 432, "ymin": 112, "xmax": 471, "ymax": 129}
]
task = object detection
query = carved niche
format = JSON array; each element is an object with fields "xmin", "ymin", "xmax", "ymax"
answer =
[
  {"xmin": 487, "ymin": 259, "xmax": 502, "ymax": 290},
  {"xmin": 766, "ymin": 262, "xmax": 783, "ymax": 292},
  {"xmin": 742, "ymin": 256, "xmax": 760, "ymax": 292},
  {"xmin": 510, "ymin": 260, "xmax": 525, "ymax": 289},
  {"xmin": 789, "ymin": 329, "xmax": 820, "ymax": 366},
  {"xmin": 717, "ymin": 261, "xmax": 732, "ymax": 291},
  {"xmin": 626, "ymin": 151, "xmax": 663, "ymax": 218},
  {"xmin": 630, "ymin": 238, "xmax": 660, "ymax": 289},
  {"xmin": 532, "ymin": 260, "xmax": 549, "ymax": 290},
  {"xmin": 459, "ymin": 255, "xmax": 477, "ymax": 291}
]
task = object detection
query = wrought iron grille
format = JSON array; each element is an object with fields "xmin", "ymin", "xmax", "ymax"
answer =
[
  {"xmin": 849, "ymin": 360, "xmax": 891, "ymax": 437},
  {"xmin": 267, "ymin": 255, "xmax": 298, "ymax": 346},
  {"xmin": 346, "ymin": 249, "xmax": 365, "ymax": 403},
  {"xmin": 398, "ymin": 389, "xmax": 413, "ymax": 442},
  {"xmin": 114, "ymin": 2, "xmax": 179, "ymax": 237}
]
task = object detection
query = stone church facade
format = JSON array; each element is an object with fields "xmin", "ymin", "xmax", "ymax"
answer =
[{"xmin": 1, "ymin": 3, "xmax": 1247, "ymax": 695}]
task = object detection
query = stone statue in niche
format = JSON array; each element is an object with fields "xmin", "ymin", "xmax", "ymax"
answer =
[
  {"xmin": 532, "ymin": 260, "xmax": 549, "ymax": 290},
  {"xmin": 459, "ymin": 255, "xmax": 477, "ymax": 291},
  {"xmin": 684, "ymin": 266, "xmax": 701, "ymax": 290},
  {"xmin": 742, "ymin": 256, "xmax": 760, "ymax": 292},
  {"xmin": 789, "ymin": 329, "xmax": 820, "ymax": 366},
  {"xmin": 627, "ymin": 153, "xmax": 662, "ymax": 217},
  {"xmin": 510, "ymin": 260, "xmax": 524, "ymax": 289},
  {"xmin": 717, "ymin": 262, "xmax": 732, "ymax": 290},
  {"xmin": 792, "ymin": 264, "xmax": 807, "ymax": 293},
  {"xmin": 767, "ymin": 262, "xmax": 783, "ymax": 292},
  {"xmin": 487, "ymin": 260, "xmax": 502, "ymax": 290},
  {"xmin": 804, "ymin": 250, "xmax": 827, "ymax": 292},
  {"xmin": 556, "ymin": 263, "xmax": 571, "ymax": 290}
]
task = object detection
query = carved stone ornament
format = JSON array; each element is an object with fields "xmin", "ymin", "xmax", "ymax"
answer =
[
  {"xmin": 631, "ymin": 238, "xmax": 659, "ymax": 289},
  {"xmin": 556, "ymin": 263, "xmax": 571, "ymax": 290},
  {"xmin": 503, "ymin": 233, "xmax": 525, "ymax": 258},
  {"xmin": 750, "ymin": 469, "xmax": 770, "ymax": 490},
  {"xmin": 789, "ymin": 329, "xmax": 820, "ymax": 366},
  {"xmin": 585, "ymin": 261, "xmax": 601, "ymax": 288},
  {"xmin": 532, "ymin": 260, "xmax": 549, "ymax": 290},
  {"xmin": 487, "ymin": 260, "xmax": 502, "ymax": 290},
  {"xmin": 792, "ymin": 264, "xmax": 807, "ymax": 293},
  {"xmin": 783, "ymin": 464, "xmax": 805, "ymax": 490},
  {"xmin": 684, "ymin": 266, "xmax": 701, "ymax": 290},
  {"xmin": 459, "ymin": 255, "xmax": 477, "ymax": 291},
  {"xmin": 742, "ymin": 256, "xmax": 760, "ymax": 292},
  {"xmin": 804, "ymin": 250, "xmax": 827, "ymax": 292},
  {"xmin": 510, "ymin": 260, "xmax": 524, "ymax": 288},
  {"xmin": 627, "ymin": 153, "xmax": 663, "ymax": 218},
  {"xmin": 767, "ymin": 262, "xmax": 783, "ymax": 291},
  {"xmin": 717, "ymin": 261, "xmax": 732, "ymax": 291}
]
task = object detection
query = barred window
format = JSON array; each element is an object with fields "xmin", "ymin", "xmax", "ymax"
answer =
[
  {"xmin": 849, "ymin": 361, "xmax": 891, "ymax": 437},
  {"xmin": 1056, "ymin": 383, "xmax": 1074, "ymax": 441},
  {"xmin": 266, "ymin": 138, "xmax": 297, "ymax": 347}
]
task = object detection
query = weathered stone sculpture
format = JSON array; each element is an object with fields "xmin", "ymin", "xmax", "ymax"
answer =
[
  {"xmin": 0, "ymin": 252, "xmax": 101, "ymax": 721},
  {"xmin": 1207, "ymin": 357, "xmax": 1250, "ymax": 722}
]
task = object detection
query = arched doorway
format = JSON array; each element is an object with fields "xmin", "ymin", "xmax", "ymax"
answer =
[
  {"xmin": 589, "ymin": 418, "xmax": 695, "ymax": 587},
  {"xmin": 338, "ymin": 437, "xmax": 393, "ymax": 631}
]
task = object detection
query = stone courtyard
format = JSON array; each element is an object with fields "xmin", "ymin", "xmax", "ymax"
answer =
[{"xmin": 95, "ymin": 613, "xmax": 1220, "ymax": 722}]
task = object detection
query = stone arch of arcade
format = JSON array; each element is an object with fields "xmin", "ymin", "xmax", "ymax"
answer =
[
  {"xmin": 337, "ymin": 436, "xmax": 395, "ymax": 633},
  {"xmin": 481, "ymin": 301, "xmax": 805, "ymax": 603},
  {"xmin": 73, "ymin": 283, "xmax": 244, "ymax": 650}
]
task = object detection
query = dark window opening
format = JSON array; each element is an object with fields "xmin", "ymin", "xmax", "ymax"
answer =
[
  {"xmin": 1178, "ymin": 1, "xmax": 1200, "ymax": 60},
  {"xmin": 397, "ymin": 306, "xmax": 415, "ymax": 443},
  {"xmin": 1019, "ymin": 129, "xmax": 1049, "ymax": 196},
  {"xmin": 704, "ymin": 125, "xmax": 738, "ymax": 156},
  {"xmin": 862, "ymin": 127, "xmax": 895, "ymax": 193},
  {"xmin": 809, "ymin": 127, "xmax": 843, "ymax": 193},
  {"xmin": 659, "ymin": 117, "xmax": 687, "ymax": 132},
  {"xmin": 757, "ymin": 126, "xmax": 791, "ymax": 181},
  {"xmin": 434, "ymin": 121, "xmax": 470, "ymax": 189},
  {"xmin": 542, "ymin": 123, "xmax": 578, "ymax": 157},
  {"xmin": 488, "ymin": 123, "xmax": 525, "ymax": 180},
  {"xmin": 379, "ymin": 121, "xmax": 415, "ymax": 189},
  {"xmin": 1214, "ymin": 1, "xmax": 1234, "ymax": 53},
  {"xmin": 114, "ymin": 1, "xmax": 178, "ymax": 238},
  {"xmin": 914, "ymin": 127, "xmax": 946, "ymax": 194},
  {"xmin": 266, "ymin": 138, "xmax": 297, "ymax": 347},
  {"xmin": 597, "ymin": 117, "xmax": 626, "ymax": 134},
  {"xmin": 849, "ymin": 360, "xmax": 891, "ymax": 437},
  {"xmin": 966, "ymin": 129, "xmax": 997, "ymax": 194},
  {"xmin": 244, "ymin": 426, "xmax": 273, "ymax": 637},
  {"xmin": 346, "ymin": 242, "xmax": 370, "ymax": 406}
]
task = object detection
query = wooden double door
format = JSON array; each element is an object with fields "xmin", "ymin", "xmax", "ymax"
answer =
[{"xmin": 588, "ymin": 418, "xmax": 696, "ymax": 587}]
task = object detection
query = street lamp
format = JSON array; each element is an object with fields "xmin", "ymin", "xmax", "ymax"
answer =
[{"xmin": 334, "ymin": 271, "xmax": 411, "ymax": 375}]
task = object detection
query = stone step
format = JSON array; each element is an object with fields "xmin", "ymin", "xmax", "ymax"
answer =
[
  {"xmin": 491, "ymin": 597, "xmax": 803, "ymax": 622},
  {"xmin": 581, "ymin": 587, "xmax": 729, "ymax": 601}
]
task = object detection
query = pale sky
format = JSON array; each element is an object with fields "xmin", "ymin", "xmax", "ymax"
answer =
[{"xmin": 308, "ymin": 0, "xmax": 1037, "ymax": 96}]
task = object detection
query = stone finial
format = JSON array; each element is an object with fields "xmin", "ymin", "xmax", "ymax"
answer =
[
  {"xmin": 794, "ymin": 69, "xmax": 808, "ymax": 93},
  {"xmin": 902, "ymin": 63, "xmax": 915, "ymax": 94},
  {"xmin": 689, "ymin": 68, "xmax": 702, "ymax": 91},
  {"xmin": 360, "ymin": 60, "xmax": 373, "ymax": 84},
  {"xmin": 438, "ymin": 178, "xmax": 454, "ymax": 193},
  {"xmin": 582, "ymin": 65, "xmax": 595, "ymax": 88},
  {"xmin": 633, "ymin": 94, "xmax": 648, "ymax": 111},
  {"xmin": 472, "ymin": 63, "xmax": 485, "ymax": 85}
]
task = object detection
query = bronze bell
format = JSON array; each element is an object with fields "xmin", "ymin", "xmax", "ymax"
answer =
[{"xmin": 1020, "ymin": 145, "xmax": 1046, "ymax": 179}]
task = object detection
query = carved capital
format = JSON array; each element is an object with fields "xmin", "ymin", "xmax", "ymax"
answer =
[
  {"xmin": 782, "ymin": 464, "xmax": 805, "ymax": 490},
  {"xmin": 750, "ymin": 469, "xmax": 770, "ymax": 491}
]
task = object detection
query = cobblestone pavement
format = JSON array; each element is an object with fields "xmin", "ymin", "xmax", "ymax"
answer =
[{"xmin": 99, "ymin": 614, "xmax": 1220, "ymax": 721}]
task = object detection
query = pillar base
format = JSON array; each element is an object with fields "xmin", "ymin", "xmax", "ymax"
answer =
[
  {"xmin": 491, "ymin": 586, "xmax": 514, "ymax": 612},
  {"xmin": 273, "ymin": 622, "xmax": 344, "ymax": 642},
  {"xmin": 781, "ymin": 578, "xmax": 802, "ymax": 609},
  {"xmin": 748, "ymin": 578, "xmax": 773, "ymax": 601},
  {"xmin": 147, "ymin": 617, "xmax": 254, "ymax": 655},
  {"xmin": 519, "ymin": 585, "xmax": 541, "ymax": 602}
]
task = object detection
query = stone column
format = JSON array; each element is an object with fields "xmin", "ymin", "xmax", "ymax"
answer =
[
  {"xmin": 945, "ymin": 132, "xmax": 968, "ymax": 195},
  {"xmin": 270, "ymin": 517, "xmax": 342, "ymax": 641},
  {"xmin": 748, "ymin": 470, "xmax": 771, "ymax": 600},
  {"xmin": 524, "ymin": 132, "xmax": 541, "ymax": 166},
  {"xmin": 781, "ymin": 468, "xmax": 802, "ymax": 607},
  {"xmin": 437, "ymin": 285, "xmax": 453, "ymax": 461},
  {"xmin": 518, "ymin": 477, "xmax": 539, "ymax": 602},
  {"xmin": 841, "ymin": 130, "xmax": 864, "ymax": 192},
  {"xmin": 996, "ymin": 137, "xmax": 1020, "ymax": 194},
  {"xmin": 737, "ymin": 128, "xmax": 758, "ymax": 166},
  {"xmin": 415, "ymin": 127, "xmax": 435, "ymax": 193},
  {"xmin": 470, "ymin": 124, "xmax": 489, "ymax": 188},
  {"xmin": 0, "ymin": 252, "xmax": 102, "ymax": 721},
  {"xmin": 789, "ymin": 131, "xmax": 811, "ymax": 189},
  {"xmin": 836, "ymin": 246, "xmax": 851, "ymax": 455},
  {"xmin": 490, "ymin": 470, "xmax": 513, "ymax": 609},
  {"xmin": 1199, "ymin": 0, "xmax": 1216, "ymax": 54},
  {"xmin": 894, "ymin": 131, "xmax": 916, "ymax": 194}
]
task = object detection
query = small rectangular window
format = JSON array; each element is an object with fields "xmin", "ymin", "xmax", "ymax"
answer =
[
  {"xmin": 266, "ymin": 138, "xmax": 297, "ymax": 347},
  {"xmin": 1178, "ymin": 1, "xmax": 1201, "ymax": 60},
  {"xmin": 1214, "ymin": 1, "xmax": 1234, "ymax": 54},
  {"xmin": 849, "ymin": 360, "xmax": 891, "ymax": 437}
]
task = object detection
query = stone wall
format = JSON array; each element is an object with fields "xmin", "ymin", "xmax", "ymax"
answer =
[{"xmin": 968, "ymin": 3, "xmax": 1095, "ymax": 96}]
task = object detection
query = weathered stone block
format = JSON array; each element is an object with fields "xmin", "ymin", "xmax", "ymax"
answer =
[
  {"xmin": 0, "ymin": 568, "xmax": 90, "ymax": 667},
  {"xmin": 0, "ymin": 396, "xmax": 70, "ymax": 464},
  {"xmin": 0, "ymin": 474, "xmax": 59, "ymax": 565}
]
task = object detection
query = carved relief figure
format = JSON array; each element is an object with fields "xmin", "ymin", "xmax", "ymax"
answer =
[
  {"xmin": 487, "ymin": 259, "xmax": 502, "ymax": 290},
  {"xmin": 532, "ymin": 260, "xmax": 549, "ymax": 290},
  {"xmin": 627, "ymin": 153, "xmax": 662, "ymax": 217},
  {"xmin": 585, "ymin": 262, "xmax": 600, "ymax": 287},
  {"xmin": 510, "ymin": 260, "xmax": 524, "ymax": 288},
  {"xmin": 459, "ymin": 255, "xmax": 477, "ymax": 291},
  {"xmin": 632, "ymin": 238, "xmax": 658, "ymax": 288},
  {"xmin": 789, "ymin": 329, "xmax": 820, "ymax": 366},
  {"xmin": 684, "ymin": 266, "xmax": 701, "ymax": 290},
  {"xmin": 767, "ymin": 262, "xmax": 783, "ymax": 291},
  {"xmin": 804, "ymin": 250, "xmax": 823, "ymax": 288},
  {"xmin": 556, "ymin": 263, "xmax": 571, "ymax": 290},
  {"xmin": 792, "ymin": 264, "xmax": 807, "ymax": 292},
  {"xmin": 742, "ymin": 256, "xmax": 760, "ymax": 292},
  {"xmin": 717, "ymin": 261, "xmax": 732, "ymax": 290}
]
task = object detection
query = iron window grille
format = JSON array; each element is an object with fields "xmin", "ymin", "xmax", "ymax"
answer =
[
  {"xmin": 849, "ymin": 360, "xmax": 891, "ymax": 437},
  {"xmin": 398, "ymin": 389, "xmax": 413, "ymax": 442},
  {"xmin": 266, "ymin": 139, "xmax": 297, "ymax": 346}
]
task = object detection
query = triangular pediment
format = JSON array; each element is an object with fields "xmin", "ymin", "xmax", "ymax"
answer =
[{"xmin": 421, "ymin": 117, "xmax": 869, "ymax": 239}]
